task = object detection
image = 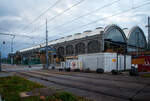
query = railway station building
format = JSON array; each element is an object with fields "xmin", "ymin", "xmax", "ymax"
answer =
[{"xmin": 11, "ymin": 24, "xmax": 148, "ymax": 64}]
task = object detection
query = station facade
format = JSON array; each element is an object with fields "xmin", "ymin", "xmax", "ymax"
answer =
[{"xmin": 11, "ymin": 24, "xmax": 148, "ymax": 64}]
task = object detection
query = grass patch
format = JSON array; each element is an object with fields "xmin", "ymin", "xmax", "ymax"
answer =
[
  {"xmin": 23, "ymin": 91, "xmax": 90, "ymax": 101},
  {"xmin": 0, "ymin": 76, "xmax": 44, "ymax": 101},
  {"xmin": 0, "ymin": 76, "xmax": 90, "ymax": 101}
]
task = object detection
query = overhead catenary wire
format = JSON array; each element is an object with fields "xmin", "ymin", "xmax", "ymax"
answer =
[
  {"xmin": 2, "ymin": 0, "xmax": 87, "ymax": 42},
  {"xmin": 46, "ymin": 1, "xmax": 150, "ymax": 41},
  {"xmin": 48, "ymin": 0, "xmax": 121, "ymax": 31},
  {"xmin": 29, "ymin": 0, "xmax": 85, "ymax": 34},
  {"xmin": 47, "ymin": 0, "xmax": 85, "ymax": 22},
  {"xmin": 0, "ymin": 32, "xmax": 47, "ymax": 41},
  {"xmin": 16, "ymin": 1, "xmax": 150, "ymax": 51},
  {"xmin": 3, "ymin": 41, "xmax": 34, "ymax": 45},
  {"xmin": 65, "ymin": 2, "xmax": 150, "ymax": 33},
  {"xmin": 23, "ymin": 1, "xmax": 150, "ymax": 50},
  {"xmin": 0, "ymin": 32, "xmax": 34, "ymax": 38},
  {"xmin": 18, "ymin": 0, "xmax": 61, "ymax": 33},
  {"xmin": 33, "ymin": 0, "xmax": 149, "ymax": 40},
  {"xmin": 0, "ymin": 24, "xmax": 44, "ymax": 40}
]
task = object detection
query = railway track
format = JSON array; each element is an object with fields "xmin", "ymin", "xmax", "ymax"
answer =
[
  {"xmin": 16, "ymin": 71, "xmax": 145, "ymax": 101},
  {"xmin": 27, "ymin": 71, "xmax": 145, "ymax": 91},
  {"xmin": 40, "ymin": 70, "xmax": 150, "ymax": 85}
]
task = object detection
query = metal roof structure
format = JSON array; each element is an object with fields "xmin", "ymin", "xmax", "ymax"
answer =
[
  {"xmin": 18, "ymin": 24, "xmax": 147, "ymax": 53},
  {"xmin": 19, "ymin": 27, "xmax": 104, "ymax": 52}
]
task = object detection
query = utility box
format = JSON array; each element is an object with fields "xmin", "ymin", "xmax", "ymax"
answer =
[{"xmin": 78, "ymin": 53, "xmax": 131, "ymax": 72}]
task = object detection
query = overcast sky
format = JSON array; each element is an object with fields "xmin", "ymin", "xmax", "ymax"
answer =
[{"xmin": 0, "ymin": 0, "xmax": 150, "ymax": 57}]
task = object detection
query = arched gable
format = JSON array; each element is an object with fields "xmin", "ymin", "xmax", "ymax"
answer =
[
  {"xmin": 104, "ymin": 24, "xmax": 127, "ymax": 43},
  {"xmin": 128, "ymin": 26, "xmax": 147, "ymax": 48}
]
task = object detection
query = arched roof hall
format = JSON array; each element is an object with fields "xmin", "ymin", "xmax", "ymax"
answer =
[
  {"xmin": 18, "ymin": 24, "xmax": 148, "ymax": 55},
  {"xmin": 127, "ymin": 26, "xmax": 147, "ymax": 48},
  {"xmin": 104, "ymin": 24, "xmax": 127, "ymax": 43}
]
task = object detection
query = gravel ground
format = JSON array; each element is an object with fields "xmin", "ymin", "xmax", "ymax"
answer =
[{"xmin": 2, "ymin": 64, "xmax": 150, "ymax": 101}]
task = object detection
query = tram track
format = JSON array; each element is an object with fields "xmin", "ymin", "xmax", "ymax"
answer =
[
  {"xmin": 16, "ymin": 71, "xmax": 142, "ymax": 101},
  {"xmin": 40, "ymin": 70, "xmax": 150, "ymax": 85},
  {"xmin": 27, "ymin": 70, "xmax": 145, "ymax": 91}
]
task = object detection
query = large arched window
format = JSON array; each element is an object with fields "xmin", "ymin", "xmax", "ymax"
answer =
[
  {"xmin": 106, "ymin": 29, "xmax": 125, "ymax": 42},
  {"xmin": 87, "ymin": 40, "xmax": 100, "ymax": 53},
  {"xmin": 128, "ymin": 27, "xmax": 147, "ymax": 48},
  {"xmin": 75, "ymin": 42, "xmax": 85, "ymax": 54},
  {"xmin": 104, "ymin": 25, "xmax": 126, "ymax": 43},
  {"xmin": 57, "ymin": 47, "xmax": 64, "ymax": 55},
  {"xmin": 66, "ymin": 45, "xmax": 74, "ymax": 55}
]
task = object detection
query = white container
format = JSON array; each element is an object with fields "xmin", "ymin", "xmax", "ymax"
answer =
[
  {"xmin": 78, "ymin": 53, "xmax": 131, "ymax": 72},
  {"xmin": 64, "ymin": 60, "xmax": 83, "ymax": 70},
  {"xmin": 60, "ymin": 62, "xmax": 65, "ymax": 69},
  {"xmin": 66, "ymin": 60, "xmax": 71, "ymax": 69}
]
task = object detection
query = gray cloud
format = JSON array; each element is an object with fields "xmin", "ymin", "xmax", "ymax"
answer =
[{"xmin": 0, "ymin": 0, "xmax": 150, "ymax": 58}]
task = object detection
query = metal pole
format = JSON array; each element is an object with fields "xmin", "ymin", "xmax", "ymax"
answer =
[
  {"xmin": 0, "ymin": 52, "xmax": 1, "ymax": 71},
  {"xmin": 124, "ymin": 44, "xmax": 126, "ymax": 71},
  {"xmin": 46, "ymin": 19, "xmax": 49, "ymax": 69},
  {"xmin": 148, "ymin": 17, "xmax": 150, "ymax": 49},
  {"xmin": 146, "ymin": 17, "xmax": 150, "ymax": 49},
  {"xmin": 11, "ymin": 35, "xmax": 15, "ymax": 65},
  {"xmin": 136, "ymin": 32, "xmax": 139, "ymax": 56},
  {"xmin": 102, "ymin": 32, "xmax": 105, "ymax": 52},
  {"xmin": 11, "ymin": 35, "xmax": 15, "ymax": 53},
  {"xmin": 116, "ymin": 53, "xmax": 118, "ymax": 71}
]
